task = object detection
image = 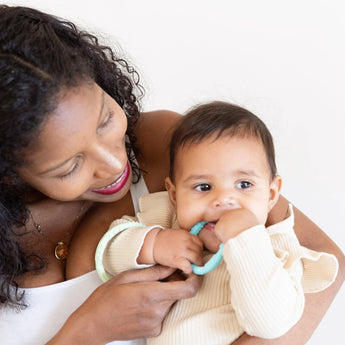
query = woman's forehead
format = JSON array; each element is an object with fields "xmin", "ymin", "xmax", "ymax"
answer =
[{"xmin": 23, "ymin": 83, "xmax": 103, "ymax": 170}]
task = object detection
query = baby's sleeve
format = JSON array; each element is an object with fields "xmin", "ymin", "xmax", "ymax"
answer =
[
  {"xmin": 267, "ymin": 205, "xmax": 338, "ymax": 294},
  {"xmin": 223, "ymin": 225, "xmax": 305, "ymax": 338},
  {"xmin": 95, "ymin": 217, "xmax": 163, "ymax": 282},
  {"xmin": 222, "ymin": 205, "xmax": 338, "ymax": 339},
  {"xmin": 95, "ymin": 191, "xmax": 175, "ymax": 282}
]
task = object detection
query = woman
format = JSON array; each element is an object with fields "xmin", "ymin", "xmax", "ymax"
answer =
[{"xmin": 0, "ymin": 5, "xmax": 343, "ymax": 345}]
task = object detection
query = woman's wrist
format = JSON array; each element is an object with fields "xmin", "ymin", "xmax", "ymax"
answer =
[{"xmin": 47, "ymin": 308, "xmax": 99, "ymax": 345}]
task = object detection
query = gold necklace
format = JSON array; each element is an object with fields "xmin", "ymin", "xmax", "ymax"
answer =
[{"xmin": 29, "ymin": 201, "xmax": 86, "ymax": 261}]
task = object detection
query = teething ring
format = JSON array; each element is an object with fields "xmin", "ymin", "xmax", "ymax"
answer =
[{"xmin": 189, "ymin": 221, "xmax": 224, "ymax": 275}]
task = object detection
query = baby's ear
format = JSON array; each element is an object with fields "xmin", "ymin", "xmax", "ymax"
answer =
[
  {"xmin": 165, "ymin": 177, "xmax": 177, "ymax": 207},
  {"xmin": 268, "ymin": 175, "xmax": 282, "ymax": 211}
]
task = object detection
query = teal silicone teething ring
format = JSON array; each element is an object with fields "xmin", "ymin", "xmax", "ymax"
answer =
[{"xmin": 190, "ymin": 221, "xmax": 224, "ymax": 275}]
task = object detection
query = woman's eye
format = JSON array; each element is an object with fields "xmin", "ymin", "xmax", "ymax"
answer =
[
  {"xmin": 195, "ymin": 183, "xmax": 211, "ymax": 192},
  {"xmin": 99, "ymin": 111, "xmax": 114, "ymax": 130},
  {"xmin": 58, "ymin": 160, "xmax": 81, "ymax": 180},
  {"xmin": 236, "ymin": 181, "xmax": 252, "ymax": 189}
]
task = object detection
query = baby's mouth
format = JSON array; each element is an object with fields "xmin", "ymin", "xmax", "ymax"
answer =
[{"xmin": 203, "ymin": 221, "xmax": 217, "ymax": 232}]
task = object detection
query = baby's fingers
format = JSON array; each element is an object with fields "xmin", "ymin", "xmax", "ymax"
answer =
[
  {"xmin": 175, "ymin": 246, "xmax": 204, "ymax": 273},
  {"xmin": 190, "ymin": 233, "xmax": 204, "ymax": 250},
  {"xmin": 174, "ymin": 257, "xmax": 193, "ymax": 274}
]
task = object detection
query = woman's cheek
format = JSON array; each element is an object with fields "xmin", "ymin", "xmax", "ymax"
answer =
[{"xmin": 42, "ymin": 178, "xmax": 89, "ymax": 201}]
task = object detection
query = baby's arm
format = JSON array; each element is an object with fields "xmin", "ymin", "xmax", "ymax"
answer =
[
  {"xmin": 138, "ymin": 228, "xmax": 204, "ymax": 274},
  {"xmin": 224, "ymin": 225, "xmax": 304, "ymax": 338},
  {"xmin": 215, "ymin": 209, "xmax": 303, "ymax": 338},
  {"xmin": 99, "ymin": 220, "xmax": 203, "ymax": 279},
  {"xmin": 214, "ymin": 207, "xmax": 337, "ymax": 339}
]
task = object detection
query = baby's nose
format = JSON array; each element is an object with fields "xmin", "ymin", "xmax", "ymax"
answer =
[{"xmin": 212, "ymin": 191, "xmax": 235, "ymax": 208}]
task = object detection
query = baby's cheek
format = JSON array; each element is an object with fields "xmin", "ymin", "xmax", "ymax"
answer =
[{"xmin": 175, "ymin": 209, "xmax": 197, "ymax": 231}]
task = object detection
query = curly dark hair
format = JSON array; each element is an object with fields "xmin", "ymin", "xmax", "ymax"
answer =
[{"xmin": 0, "ymin": 5, "xmax": 144, "ymax": 308}]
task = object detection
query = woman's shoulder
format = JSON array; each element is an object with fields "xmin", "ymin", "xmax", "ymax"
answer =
[
  {"xmin": 135, "ymin": 109, "xmax": 181, "ymax": 155},
  {"xmin": 136, "ymin": 109, "xmax": 182, "ymax": 138},
  {"xmin": 135, "ymin": 110, "xmax": 181, "ymax": 192},
  {"xmin": 135, "ymin": 110, "xmax": 182, "ymax": 192}
]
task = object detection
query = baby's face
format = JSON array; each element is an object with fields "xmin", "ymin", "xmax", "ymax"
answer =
[{"xmin": 166, "ymin": 134, "xmax": 280, "ymax": 251}]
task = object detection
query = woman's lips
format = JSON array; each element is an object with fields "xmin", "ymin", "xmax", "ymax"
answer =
[{"xmin": 90, "ymin": 162, "xmax": 130, "ymax": 195}]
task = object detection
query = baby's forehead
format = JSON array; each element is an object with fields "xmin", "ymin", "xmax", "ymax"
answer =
[
  {"xmin": 175, "ymin": 131, "xmax": 263, "ymax": 155},
  {"xmin": 174, "ymin": 134, "xmax": 270, "ymax": 174}
]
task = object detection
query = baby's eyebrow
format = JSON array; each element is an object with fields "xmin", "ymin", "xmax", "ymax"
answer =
[
  {"xmin": 236, "ymin": 169, "xmax": 259, "ymax": 178},
  {"xmin": 183, "ymin": 174, "xmax": 213, "ymax": 183}
]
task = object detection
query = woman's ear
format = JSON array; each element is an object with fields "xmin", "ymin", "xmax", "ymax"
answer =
[
  {"xmin": 268, "ymin": 175, "xmax": 282, "ymax": 211},
  {"xmin": 165, "ymin": 177, "xmax": 177, "ymax": 207}
]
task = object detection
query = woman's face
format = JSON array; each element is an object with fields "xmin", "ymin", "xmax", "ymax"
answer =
[{"xmin": 17, "ymin": 82, "xmax": 133, "ymax": 202}]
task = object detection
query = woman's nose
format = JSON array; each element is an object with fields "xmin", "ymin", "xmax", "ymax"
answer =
[{"xmin": 92, "ymin": 145, "xmax": 122, "ymax": 179}]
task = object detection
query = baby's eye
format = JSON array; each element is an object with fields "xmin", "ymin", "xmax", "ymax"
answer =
[
  {"xmin": 236, "ymin": 181, "xmax": 253, "ymax": 189},
  {"xmin": 195, "ymin": 183, "xmax": 211, "ymax": 192}
]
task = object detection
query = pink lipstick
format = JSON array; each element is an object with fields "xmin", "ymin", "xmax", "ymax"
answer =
[{"xmin": 91, "ymin": 162, "xmax": 130, "ymax": 195}]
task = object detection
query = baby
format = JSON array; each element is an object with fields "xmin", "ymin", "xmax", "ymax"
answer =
[{"xmin": 96, "ymin": 101, "xmax": 338, "ymax": 345}]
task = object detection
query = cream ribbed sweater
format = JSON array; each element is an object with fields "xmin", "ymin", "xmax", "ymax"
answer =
[{"xmin": 98, "ymin": 192, "xmax": 338, "ymax": 345}]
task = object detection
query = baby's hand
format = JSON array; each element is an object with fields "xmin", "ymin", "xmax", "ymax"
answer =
[
  {"xmin": 153, "ymin": 229, "xmax": 204, "ymax": 274},
  {"xmin": 215, "ymin": 208, "xmax": 260, "ymax": 243}
]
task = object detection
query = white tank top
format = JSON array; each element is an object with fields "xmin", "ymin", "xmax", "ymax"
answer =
[{"xmin": 0, "ymin": 178, "xmax": 149, "ymax": 345}]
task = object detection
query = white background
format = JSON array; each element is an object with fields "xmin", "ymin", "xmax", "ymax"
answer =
[{"xmin": 4, "ymin": 0, "xmax": 345, "ymax": 344}]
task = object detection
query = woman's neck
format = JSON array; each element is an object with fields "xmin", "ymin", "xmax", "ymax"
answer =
[{"xmin": 16, "ymin": 198, "xmax": 93, "ymax": 288}]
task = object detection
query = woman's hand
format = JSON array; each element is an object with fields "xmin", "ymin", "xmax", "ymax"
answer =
[{"xmin": 48, "ymin": 265, "xmax": 201, "ymax": 345}]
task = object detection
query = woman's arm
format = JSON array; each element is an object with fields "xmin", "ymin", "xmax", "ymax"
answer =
[
  {"xmin": 48, "ymin": 266, "xmax": 201, "ymax": 345},
  {"xmin": 232, "ymin": 195, "xmax": 345, "ymax": 344}
]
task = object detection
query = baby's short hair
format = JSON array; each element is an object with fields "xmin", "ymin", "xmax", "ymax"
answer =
[{"xmin": 169, "ymin": 101, "xmax": 277, "ymax": 181}]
